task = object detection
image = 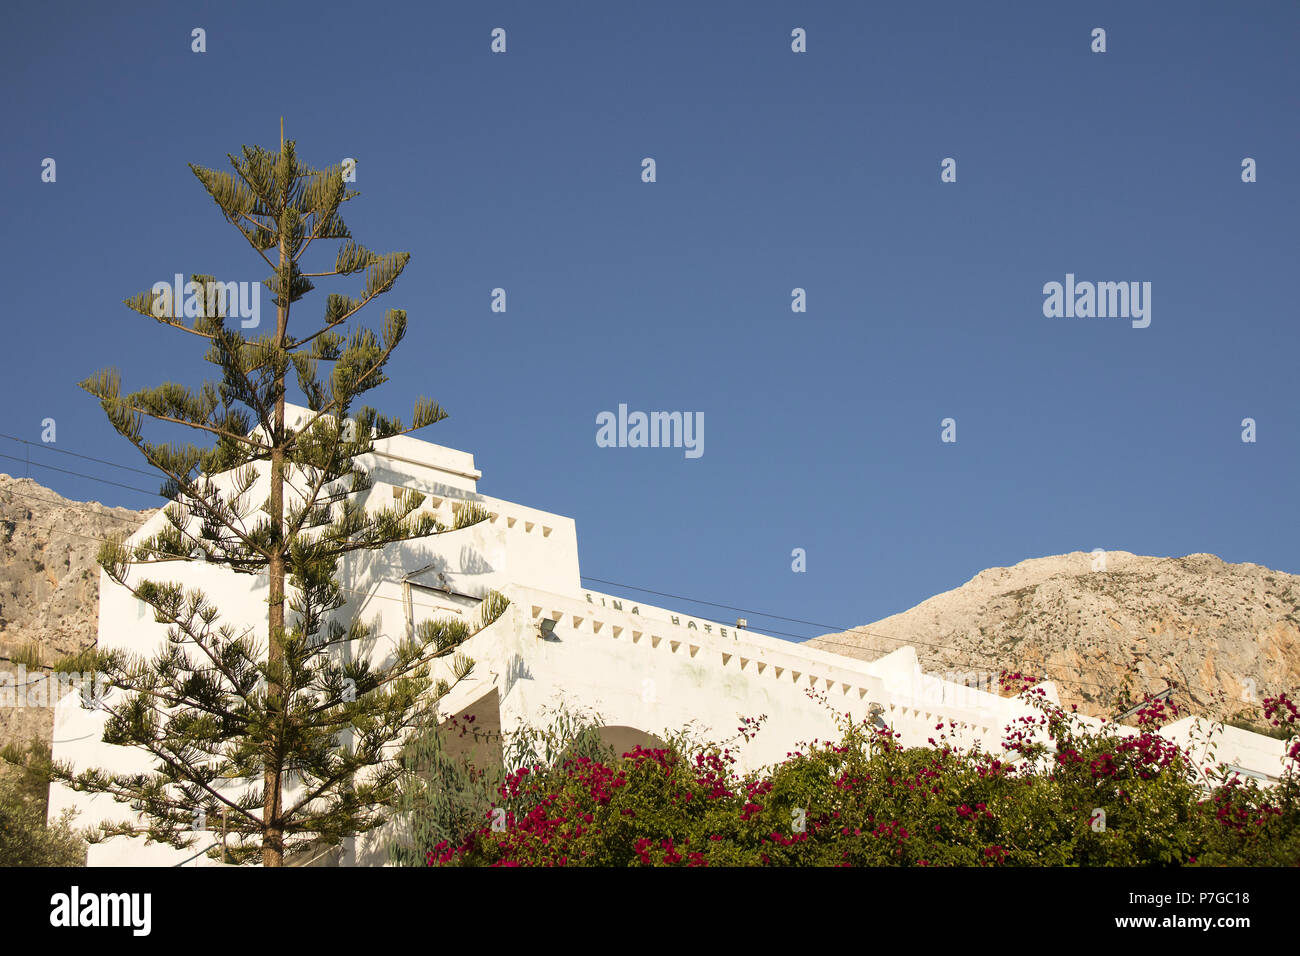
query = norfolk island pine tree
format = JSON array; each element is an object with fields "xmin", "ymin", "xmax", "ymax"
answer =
[{"xmin": 52, "ymin": 129, "xmax": 503, "ymax": 866}]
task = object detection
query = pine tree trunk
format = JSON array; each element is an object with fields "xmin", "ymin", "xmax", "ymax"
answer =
[
  {"xmin": 263, "ymin": 473, "xmax": 285, "ymax": 866},
  {"xmin": 262, "ymin": 198, "xmax": 290, "ymax": 868}
]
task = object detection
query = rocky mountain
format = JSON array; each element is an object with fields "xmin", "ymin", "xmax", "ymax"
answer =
[
  {"xmin": 0, "ymin": 475, "xmax": 154, "ymax": 755},
  {"xmin": 806, "ymin": 551, "xmax": 1300, "ymax": 729}
]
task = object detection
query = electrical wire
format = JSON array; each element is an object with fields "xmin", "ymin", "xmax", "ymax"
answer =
[
  {"xmin": 579, "ymin": 575, "xmax": 1136, "ymax": 695},
  {"xmin": 0, "ymin": 431, "xmax": 158, "ymax": 477},
  {"xmin": 0, "ymin": 436, "xmax": 1192, "ymax": 701}
]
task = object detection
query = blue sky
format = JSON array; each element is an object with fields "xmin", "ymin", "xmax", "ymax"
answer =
[{"xmin": 1, "ymin": 1, "xmax": 1297, "ymax": 640}]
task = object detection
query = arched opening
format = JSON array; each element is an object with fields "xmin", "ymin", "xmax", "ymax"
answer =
[
  {"xmin": 550, "ymin": 725, "xmax": 667, "ymax": 768},
  {"xmin": 437, "ymin": 687, "xmax": 504, "ymax": 772},
  {"xmin": 595, "ymin": 725, "xmax": 665, "ymax": 758}
]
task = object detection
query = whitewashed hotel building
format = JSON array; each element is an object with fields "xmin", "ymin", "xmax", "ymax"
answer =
[{"xmin": 47, "ymin": 407, "xmax": 1294, "ymax": 865}]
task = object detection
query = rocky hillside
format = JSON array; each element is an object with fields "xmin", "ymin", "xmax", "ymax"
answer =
[
  {"xmin": 807, "ymin": 551, "xmax": 1300, "ymax": 729},
  {"xmin": 0, "ymin": 475, "xmax": 153, "ymax": 755}
]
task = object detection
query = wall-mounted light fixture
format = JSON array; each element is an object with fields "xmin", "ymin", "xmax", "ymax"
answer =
[{"xmin": 867, "ymin": 701, "xmax": 887, "ymax": 729}]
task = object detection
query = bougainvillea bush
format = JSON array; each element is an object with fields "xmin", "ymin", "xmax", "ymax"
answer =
[{"xmin": 427, "ymin": 684, "xmax": 1300, "ymax": 867}]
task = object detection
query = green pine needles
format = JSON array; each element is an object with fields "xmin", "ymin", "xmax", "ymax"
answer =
[{"xmin": 55, "ymin": 132, "xmax": 493, "ymax": 866}]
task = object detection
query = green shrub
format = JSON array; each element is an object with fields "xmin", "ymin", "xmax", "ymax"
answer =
[
  {"xmin": 0, "ymin": 740, "xmax": 87, "ymax": 867},
  {"xmin": 429, "ymin": 688, "xmax": 1300, "ymax": 867}
]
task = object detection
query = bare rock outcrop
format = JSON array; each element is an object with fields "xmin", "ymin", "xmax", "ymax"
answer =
[
  {"xmin": 0, "ymin": 475, "xmax": 154, "ymax": 754},
  {"xmin": 806, "ymin": 551, "xmax": 1300, "ymax": 729}
]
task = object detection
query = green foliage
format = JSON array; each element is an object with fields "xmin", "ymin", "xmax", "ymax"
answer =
[
  {"xmin": 0, "ymin": 740, "xmax": 87, "ymax": 867},
  {"xmin": 9, "ymin": 644, "xmax": 44, "ymax": 669},
  {"xmin": 433, "ymin": 691, "xmax": 1300, "ymax": 867},
  {"xmin": 1224, "ymin": 715, "xmax": 1293, "ymax": 741},
  {"xmin": 50, "ymin": 647, "xmax": 100, "ymax": 675},
  {"xmin": 416, "ymin": 618, "xmax": 472, "ymax": 658},
  {"xmin": 478, "ymin": 590, "xmax": 510, "ymax": 630},
  {"xmin": 503, "ymin": 702, "xmax": 611, "ymax": 773},
  {"xmin": 56, "ymin": 131, "xmax": 490, "ymax": 866},
  {"xmin": 387, "ymin": 715, "xmax": 499, "ymax": 867},
  {"xmin": 390, "ymin": 701, "xmax": 609, "ymax": 865}
]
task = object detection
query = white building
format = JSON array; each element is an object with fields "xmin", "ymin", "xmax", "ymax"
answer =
[{"xmin": 47, "ymin": 406, "xmax": 1295, "ymax": 865}]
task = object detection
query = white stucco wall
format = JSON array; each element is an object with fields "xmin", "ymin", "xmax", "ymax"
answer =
[{"xmin": 48, "ymin": 406, "xmax": 1293, "ymax": 865}]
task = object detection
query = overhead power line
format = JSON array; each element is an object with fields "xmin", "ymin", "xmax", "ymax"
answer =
[
  {"xmin": 0, "ymin": 451, "xmax": 161, "ymax": 497},
  {"xmin": 579, "ymin": 574, "xmax": 1130, "ymax": 693},
  {"xmin": 0, "ymin": 435, "xmax": 1169, "ymax": 701},
  {"xmin": 0, "ymin": 431, "xmax": 158, "ymax": 477}
]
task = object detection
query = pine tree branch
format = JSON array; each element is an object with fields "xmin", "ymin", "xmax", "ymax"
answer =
[
  {"xmin": 124, "ymin": 452, "xmax": 269, "ymax": 561},
  {"xmin": 284, "ymin": 339, "xmax": 408, "ymax": 450},
  {"xmin": 280, "ymin": 674, "xmax": 468, "ymax": 821},
  {"xmin": 230, "ymin": 212, "xmax": 278, "ymax": 269},
  {"xmin": 150, "ymin": 318, "xmax": 219, "ymax": 341},
  {"xmin": 212, "ymin": 347, "xmax": 276, "ymax": 442},
  {"xmin": 218, "ymin": 159, "xmax": 288, "ymax": 265},
  {"xmin": 72, "ymin": 732, "xmax": 266, "ymax": 831},
  {"xmin": 293, "ymin": 206, "xmax": 353, "ymax": 263},
  {"xmin": 106, "ymin": 400, "xmax": 269, "ymax": 450},
  {"xmin": 59, "ymin": 691, "xmax": 267, "ymax": 834},
  {"xmin": 285, "ymin": 418, "xmax": 350, "ymax": 540},
  {"xmin": 314, "ymin": 513, "xmax": 481, "ymax": 561},
  {"xmin": 289, "ymin": 291, "xmax": 386, "ymax": 352},
  {"xmin": 96, "ymin": 580, "xmax": 258, "ymax": 717}
]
